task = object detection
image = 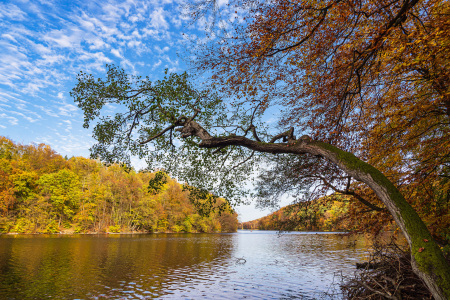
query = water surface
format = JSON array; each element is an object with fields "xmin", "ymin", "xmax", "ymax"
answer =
[{"xmin": 0, "ymin": 231, "xmax": 369, "ymax": 299}]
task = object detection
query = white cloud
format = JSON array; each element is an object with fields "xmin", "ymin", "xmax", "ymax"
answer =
[
  {"xmin": 79, "ymin": 51, "xmax": 112, "ymax": 64},
  {"xmin": 22, "ymin": 76, "xmax": 60, "ymax": 95},
  {"xmin": 27, "ymin": 2, "xmax": 47, "ymax": 20},
  {"xmin": 33, "ymin": 43, "xmax": 52, "ymax": 55},
  {"xmin": 129, "ymin": 15, "xmax": 139, "ymax": 23},
  {"xmin": 44, "ymin": 28, "xmax": 83, "ymax": 48},
  {"xmin": 142, "ymin": 28, "xmax": 159, "ymax": 40},
  {"xmin": 89, "ymin": 38, "xmax": 108, "ymax": 50},
  {"xmin": 13, "ymin": 104, "xmax": 42, "ymax": 120},
  {"xmin": 0, "ymin": 91, "xmax": 26, "ymax": 103},
  {"xmin": 131, "ymin": 156, "xmax": 147, "ymax": 171},
  {"xmin": 131, "ymin": 29, "xmax": 140, "ymax": 37},
  {"xmin": 127, "ymin": 40, "xmax": 141, "ymax": 48},
  {"xmin": 77, "ymin": 15, "xmax": 96, "ymax": 31},
  {"xmin": 162, "ymin": 54, "xmax": 178, "ymax": 66},
  {"xmin": 155, "ymin": 45, "xmax": 169, "ymax": 53},
  {"xmin": 102, "ymin": 3, "xmax": 124, "ymax": 22},
  {"xmin": 10, "ymin": 111, "xmax": 40, "ymax": 123},
  {"xmin": 38, "ymin": 54, "xmax": 66, "ymax": 65},
  {"xmin": 34, "ymin": 105, "xmax": 59, "ymax": 118},
  {"xmin": 2, "ymin": 34, "xmax": 18, "ymax": 43},
  {"xmin": 0, "ymin": 114, "xmax": 19, "ymax": 125},
  {"xmin": 0, "ymin": 103, "xmax": 11, "ymax": 109},
  {"xmin": 149, "ymin": 7, "xmax": 169, "ymax": 29},
  {"xmin": 153, "ymin": 59, "xmax": 162, "ymax": 68},
  {"xmin": 121, "ymin": 58, "xmax": 135, "ymax": 71},
  {"xmin": 24, "ymin": 82, "xmax": 45, "ymax": 94},
  {"xmin": 111, "ymin": 48, "xmax": 123, "ymax": 58},
  {"xmin": 0, "ymin": 3, "xmax": 27, "ymax": 20},
  {"xmin": 0, "ymin": 49, "xmax": 32, "ymax": 88},
  {"xmin": 61, "ymin": 119, "xmax": 73, "ymax": 132},
  {"xmin": 58, "ymin": 103, "xmax": 78, "ymax": 116}
]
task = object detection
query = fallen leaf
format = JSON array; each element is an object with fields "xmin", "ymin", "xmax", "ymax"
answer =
[{"xmin": 418, "ymin": 247, "xmax": 425, "ymax": 252}]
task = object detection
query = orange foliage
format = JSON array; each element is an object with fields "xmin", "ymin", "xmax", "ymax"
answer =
[
  {"xmin": 195, "ymin": 0, "xmax": 449, "ymax": 244},
  {"xmin": 242, "ymin": 194, "xmax": 354, "ymax": 232}
]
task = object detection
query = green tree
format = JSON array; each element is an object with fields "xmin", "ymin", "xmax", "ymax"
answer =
[{"xmin": 38, "ymin": 169, "xmax": 81, "ymax": 227}]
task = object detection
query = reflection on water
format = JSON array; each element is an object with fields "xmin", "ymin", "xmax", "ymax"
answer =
[{"xmin": 0, "ymin": 231, "xmax": 369, "ymax": 299}]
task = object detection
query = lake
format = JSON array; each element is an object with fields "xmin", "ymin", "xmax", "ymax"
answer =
[{"xmin": 0, "ymin": 231, "xmax": 370, "ymax": 299}]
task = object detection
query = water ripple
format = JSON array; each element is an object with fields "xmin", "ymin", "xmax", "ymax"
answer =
[{"xmin": 0, "ymin": 232, "xmax": 369, "ymax": 299}]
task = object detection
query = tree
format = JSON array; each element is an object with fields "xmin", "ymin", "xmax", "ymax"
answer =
[
  {"xmin": 186, "ymin": 0, "xmax": 450, "ymax": 295},
  {"xmin": 38, "ymin": 169, "xmax": 81, "ymax": 227},
  {"xmin": 72, "ymin": 65, "xmax": 449, "ymax": 298},
  {"xmin": 190, "ymin": 0, "xmax": 449, "ymax": 243}
]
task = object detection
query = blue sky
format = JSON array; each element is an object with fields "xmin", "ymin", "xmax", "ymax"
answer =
[
  {"xmin": 0, "ymin": 0, "xmax": 198, "ymax": 155},
  {"xmin": 0, "ymin": 0, "xmax": 283, "ymax": 221}
]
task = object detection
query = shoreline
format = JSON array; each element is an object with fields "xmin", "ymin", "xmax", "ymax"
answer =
[
  {"xmin": 1, "ymin": 230, "xmax": 237, "ymax": 235},
  {"xmin": 1, "ymin": 229, "xmax": 354, "ymax": 236}
]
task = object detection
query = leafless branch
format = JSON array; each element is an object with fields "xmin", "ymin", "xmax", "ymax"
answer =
[{"xmin": 269, "ymin": 127, "xmax": 295, "ymax": 143}]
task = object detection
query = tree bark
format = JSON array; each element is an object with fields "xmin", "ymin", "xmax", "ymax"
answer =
[{"xmin": 177, "ymin": 120, "xmax": 450, "ymax": 299}]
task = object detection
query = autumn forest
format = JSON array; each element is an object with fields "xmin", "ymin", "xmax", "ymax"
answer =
[{"xmin": 0, "ymin": 137, "xmax": 238, "ymax": 234}]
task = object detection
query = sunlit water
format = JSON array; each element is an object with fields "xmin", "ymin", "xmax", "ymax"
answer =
[{"xmin": 0, "ymin": 231, "xmax": 370, "ymax": 299}]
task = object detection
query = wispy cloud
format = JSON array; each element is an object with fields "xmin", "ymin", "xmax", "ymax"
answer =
[
  {"xmin": 0, "ymin": 0, "xmax": 193, "ymax": 159},
  {"xmin": 155, "ymin": 45, "xmax": 169, "ymax": 53},
  {"xmin": 43, "ymin": 28, "xmax": 83, "ymax": 48},
  {"xmin": 150, "ymin": 7, "xmax": 169, "ymax": 29},
  {"xmin": 0, "ymin": 3, "xmax": 27, "ymax": 21},
  {"xmin": 60, "ymin": 119, "xmax": 73, "ymax": 132},
  {"xmin": 0, "ymin": 114, "xmax": 19, "ymax": 126},
  {"xmin": 9, "ymin": 111, "xmax": 40, "ymax": 123},
  {"xmin": 34, "ymin": 105, "xmax": 60, "ymax": 118},
  {"xmin": 58, "ymin": 103, "xmax": 78, "ymax": 116},
  {"xmin": 111, "ymin": 48, "xmax": 123, "ymax": 58},
  {"xmin": 153, "ymin": 59, "xmax": 162, "ymax": 69},
  {"xmin": 14, "ymin": 104, "xmax": 43, "ymax": 120}
]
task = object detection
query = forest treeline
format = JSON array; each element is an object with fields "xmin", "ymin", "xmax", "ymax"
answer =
[
  {"xmin": 241, "ymin": 194, "xmax": 354, "ymax": 232},
  {"xmin": 242, "ymin": 190, "xmax": 449, "ymax": 254},
  {"xmin": 0, "ymin": 137, "xmax": 238, "ymax": 234}
]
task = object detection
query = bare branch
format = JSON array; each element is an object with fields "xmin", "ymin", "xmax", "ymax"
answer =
[
  {"xmin": 242, "ymin": 124, "xmax": 262, "ymax": 142},
  {"xmin": 265, "ymin": 4, "xmax": 332, "ymax": 57},
  {"xmin": 250, "ymin": 125, "xmax": 262, "ymax": 142},
  {"xmin": 269, "ymin": 127, "xmax": 295, "ymax": 143}
]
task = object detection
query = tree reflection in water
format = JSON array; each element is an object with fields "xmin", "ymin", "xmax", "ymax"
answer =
[{"xmin": 0, "ymin": 232, "xmax": 369, "ymax": 299}]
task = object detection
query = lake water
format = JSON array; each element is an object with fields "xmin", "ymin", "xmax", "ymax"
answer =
[{"xmin": 0, "ymin": 231, "xmax": 370, "ymax": 299}]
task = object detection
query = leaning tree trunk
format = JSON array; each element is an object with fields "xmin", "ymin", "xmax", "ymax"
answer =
[
  {"xmin": 305, "ymin": 141, "xmax": 450, "ymax": 300},
  {"xmin": 177, "ymin": 120, "xmax": 450, "ymax": 299}
]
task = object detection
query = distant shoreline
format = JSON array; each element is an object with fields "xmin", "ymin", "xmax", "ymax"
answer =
[{"xmin": 238, "ymin": 229, "xmax": 349, "ymax": 233}]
